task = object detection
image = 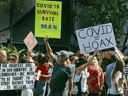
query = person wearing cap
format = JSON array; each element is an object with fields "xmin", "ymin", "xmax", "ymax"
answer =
[
  {"xmin": 71, "ymin": 49, "xmax": 98, "ymax": 96},
  {"xmin": 44, "ymin": 36, "xmax": 73, "ymax": 96},
  {"xmin": 71, "ymin": 56, "xmax": 89, "ymax": 96},
  {"xmin": 68, "ymin": 51, "xmax": 78, "ymax": 66}
]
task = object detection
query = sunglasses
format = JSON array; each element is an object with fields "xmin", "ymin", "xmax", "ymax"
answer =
[{"xmin": 8, "ymin": 58, "xmax": 15, "ymax": 61}]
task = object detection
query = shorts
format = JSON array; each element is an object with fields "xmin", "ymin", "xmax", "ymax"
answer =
[{"xmin": 33, "ymin": 80, "xmax": 46, "ymax": 95}]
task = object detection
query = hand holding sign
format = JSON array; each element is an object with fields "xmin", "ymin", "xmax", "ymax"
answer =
[
  {"xmin": 0, "ymin": 63, "xmax": 35, "ymax": 90},
  {"xmin": 44, "ymin": 35, "xmax": 49, "ymax": 42},
  {"xmin": 93, "ymin": 48, "xmax": 99, "ymax": 56}
]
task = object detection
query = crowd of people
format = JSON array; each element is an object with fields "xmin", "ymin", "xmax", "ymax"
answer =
[{"xmin": 0, "ymin": 36, "xmax": 128, "ymax": 96}]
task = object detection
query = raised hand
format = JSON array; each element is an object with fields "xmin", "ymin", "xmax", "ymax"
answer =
[
  {"xmin": 44, "ymin": 35, "xmax": 49, "ymax": 42},
  {"xmin": 94, "ymin": 48, "xmax": 99, "ymax": 55}
]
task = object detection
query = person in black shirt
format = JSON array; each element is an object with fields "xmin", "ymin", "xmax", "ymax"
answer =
[{"xmin": 44, "ymin": 36, "xmax": 73, "ymax": 96}]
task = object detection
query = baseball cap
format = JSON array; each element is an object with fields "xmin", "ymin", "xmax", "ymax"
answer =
[
  {"xmin": 68, "ymin": 51, "xmax": 75, "ymax": 56},
  {"xmin": 76, "ymin": 56, "xmax": 87, "ymax": 64},
  {"xmin": 56, "ymin": 50, "xmax": 69, "ymax": 57}
]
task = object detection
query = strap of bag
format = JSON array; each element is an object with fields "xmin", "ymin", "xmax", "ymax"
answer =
[
  {"xmin": 40, "ymin": 63, "xmax": 46, "ymax": 70},
  {"xmin": 106, "ymin": 51, "xmax": 111, "ymax": 56},
  {"xmin": 76, "ymin": 70, "xmax": 83, "ymax": 96}
]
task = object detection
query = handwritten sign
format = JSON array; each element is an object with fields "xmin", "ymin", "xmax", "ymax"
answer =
[
  {"xmin": 76, "ymin": 23, "xmax": 116, "ymax": 53},
  {"xmin": 23, "ymin": 31, "xmax": 38, "ymax": 51},
  {"xmin": 0, "ymin": 63, "xmax": 35, "ymax": 90},
  {"xmin": 35, "ymin": 0, "xmax": 62, "ymax": 38}
]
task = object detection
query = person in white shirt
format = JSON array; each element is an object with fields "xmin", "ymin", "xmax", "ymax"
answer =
[
  {"xmin": 123, "ymin": 56, "xmax": 128, "ymax": 95},
  {"xmin": 20, "ymin": 56, "xmax": 34, "ymax": 96},
  {"xmin": 110, "ymin": 59, "xmax": 127, "ymax": 96},
  {"xmin": 72, "ymin": 49, "xmax": 98, "ymax": 96}
]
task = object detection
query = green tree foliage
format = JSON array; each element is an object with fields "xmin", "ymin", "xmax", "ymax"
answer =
[
  {"xmin": 0, "ymin": 0, "xmax": 31, "ymax": 12},
  {"xmin": 0, "ymin": 42, "xmax": 25, "ymax": 58},
  {"xmin": 0, "ymin": 0, "xmax": 31, "ymax": 49},
  {"xmin": 74, "ymin": 0, "xmax": 128, "ymax": 39}
]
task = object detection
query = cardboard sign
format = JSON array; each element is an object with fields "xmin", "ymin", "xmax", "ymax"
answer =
[
  {"xmin": 24, "ymin": 31, "xmax": 38, "ymax": 51},
  {"xmin": 0, "ymin": 63, "xmax": 36, "ymax": 90},
  {"xmin": 76, "ymin": 23, "xmax": 116, "ymax": 53},
  {"xmin": 114, "ymin": 46, "xmax": 125, "ymax": 59},
  {"xmin": 35, "ymin": 0, "xmax": 62, "ymax": 38}
]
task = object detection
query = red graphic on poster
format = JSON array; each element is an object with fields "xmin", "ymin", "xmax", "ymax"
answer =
[{"xmin": 23, "ymin": 31, "xmax": 38, "ymax": 51}]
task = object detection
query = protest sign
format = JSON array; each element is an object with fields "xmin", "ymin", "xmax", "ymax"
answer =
[
  {"xmin": 0, "ymin": 63, "xmax": 35, "ymax": 90},
  {"xmin": 114, "ymin": 46, "xmax": 125, "ymax": 59},
  {"xmin": 76, "ymin": 23, "xmax": 116, "ymax": 53},
  {"xmin": 35, "ymin": 0, "xmax": 62, "ymax": 38},
  {"xmin": 23, "ymin": 31, "xmax": 38, "ymax": 51}
]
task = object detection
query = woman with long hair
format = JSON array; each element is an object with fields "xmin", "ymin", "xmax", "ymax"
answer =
[
  {"xmin": 87, "ymin": 56, "xmax": 104, "ymax": 96},
  {"xmin": 110, "ymin": 59, "xmax": 127, "ymax": 96}
]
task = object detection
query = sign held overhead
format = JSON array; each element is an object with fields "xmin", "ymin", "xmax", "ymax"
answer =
[
  {"xmin": 35, "ymin": 0, "xmax": 62, "ymax": 38},
  {"xmin": 76, "ymin": 23, "xmax": 116, "ymax": 53},
  {"xmin": 23, "ymin": 31, "xmax": 38, "ymax": 51}
]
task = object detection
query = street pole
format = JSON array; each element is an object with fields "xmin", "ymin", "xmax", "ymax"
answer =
[{"xmin": 9, "ymin": 1, "xmax": 13, "ymax": 49}]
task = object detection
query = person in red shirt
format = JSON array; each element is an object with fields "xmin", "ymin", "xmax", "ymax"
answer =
[
  {"xmin": 87, "ymin": 56, "xmax": 104, "ymax": 96},
  {"xmin": 33, "ymin": 53, "xmax": 53, "ymax": 96}
]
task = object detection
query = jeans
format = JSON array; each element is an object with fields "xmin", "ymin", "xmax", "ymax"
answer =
[{"xmin": 33, "ymin": 80, "xmax": 46, "ymax": 95}]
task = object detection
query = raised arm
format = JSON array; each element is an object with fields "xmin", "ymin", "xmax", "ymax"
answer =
[
  {"xmin": 76, "ymin": 49, "xmax": 98, "ymax": 75},
  {"xmin": 44, "ymin": 36, "xmax": 54, "ymax": 64}
]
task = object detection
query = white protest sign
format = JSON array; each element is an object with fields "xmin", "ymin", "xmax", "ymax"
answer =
[
  {"xmin": 36, "ymin": 70, "xmax": 41, "ymax": 81},
  {"xmin": 0, "ymin": 63, "xmax": 36, "ymax": 90},
  {"xmin": 76, "ymin": 23, "xmax": 116, "ymax": 53}
]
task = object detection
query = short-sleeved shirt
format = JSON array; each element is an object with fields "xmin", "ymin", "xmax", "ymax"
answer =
[
  {"xmin": 50, "ymin": 59, "xmax": 73, "ymax": 91},
  {"xmin": 124, "ymin": 65, "xmax": 128, "ymax": 81},
  {"xmin": 87, "ymin": 65, "xmax": 104, "ymax": 93},
  {"xmin": 110, "ymin": 71, "xmax": 124, "ymax": 94},
  {"xmin": 81, "ymin": 68, "xmax": 88, "ymax": 92},
  {"xmin": 106, "ymin": 63, "xmax": 116, "ymax": 88}
]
